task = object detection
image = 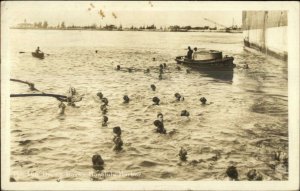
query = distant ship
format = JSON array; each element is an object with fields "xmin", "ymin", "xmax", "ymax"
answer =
[{"xmin": 242, "ymin": 11, "xmax": 287, "ymax": 61}]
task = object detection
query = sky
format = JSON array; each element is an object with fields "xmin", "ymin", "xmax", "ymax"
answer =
[{"xmin": 2, "ymin": 1, "xmax": 242, "ymax": 28}]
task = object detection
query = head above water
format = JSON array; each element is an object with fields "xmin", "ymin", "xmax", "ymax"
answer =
[
  {"xmin": 123, "ymin": 95, "xmax": 130, "ymax": 103},
  {"xmin": 150, "ymin": 84, "xmax": 156, "ymax": 91},
  {"xmin": 152, "ymin": 97, "xmax": 160, "ymax": 105},
  {"xmin": 194, "ymin": 47, "xmax": 197, "ymax": 51},
  {"xmin": 226, "ymin": 166, "xmax": 238, "ymax": 181},
  {"xmin": 113, "ymin": 126, "xmax": 122, "ymax": 136}
]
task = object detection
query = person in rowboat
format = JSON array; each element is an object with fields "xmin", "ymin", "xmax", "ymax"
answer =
[
  {"xmin": 192, "ymin": 47, "xmax": 198, "ymax": 60},
  {"xmin": 35, "ymin": 47, "xmax": 43, "ymax": 54}
]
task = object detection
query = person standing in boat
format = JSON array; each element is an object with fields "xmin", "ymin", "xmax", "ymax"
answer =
[
  {"xmin": 192, "ymin": 47, "xmax": 198, "ymax": 60},
  {"xmin": 35, "ymin": 47, "xmax": 42, "ymax": 54},
  {"xmin": 186, "ymin": 46, "xmax": 193, "ymax": 59}
]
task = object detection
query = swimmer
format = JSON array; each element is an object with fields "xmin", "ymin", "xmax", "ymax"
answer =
[
  {"xmin": 200, "ymin": 97, "xmax": 207, "ymax": 104},
  {"xmin": 179, "ymin": 147, "xmax": 188, "ymax": 161},
  {"xmin": 174, "ymin": 93, "xmax": 184, "ymax": 101},
  {"xmin": 163, "ymin": 63, "xmax": 167, "ymax": 68},
  {"xmin": 95, "ymin": 50, "xmax": 98, "ymax": 53},
  {"xmin": 97, "ymin": 92, "xmax": 103, "ymax": 99},
  {"xmin": 58, "ymin": 102, "xmax": 66, "ymax": 115},
  {"xmin": 176, "ymin": 66, "xmax": 181, "ymax": 71},
  {"xmin": 152, "ymin": 57, "xmax": 156, "ymax": 61},
  {"xmin": 152, "ymin": 97, "xmax": 160, "ymax": 105},
  {"xmin": 150, "ymin": 84, "xmax": 156, "ymax": 91},
  {"xmin": 247, "ymin": 169, "xmax": 263, "ymax": 181},
  {"xmin": 101, "ymin": 97, "xmax": 108, "ymax": 106},
  {"xmin": 102, "ymin": 116, "xmax": 108, "ymax": 127},
  {"xmin": 226, "ymin": 166, "xmax": 239, "ymax": 181},
  {"xmin": 113, "ymin": 126, "xmax": 123, "ymax": 151},
  {"xmin": 113, "ymin": 126, "xmax": 122, "ymax": 136},
  {"xmin": 186, "ymin": 69, "xmax": 191, "ymax": 74},
  {"xmin": 180, "ymin": 110, "xmax": 190, "ymax": 117},
  {"xmin": 144, "ymin": 68, "xmax": 150, "ymax": 73},
  {"xmin": 123, "ymin": 95, "xmax": 130, "ymax": 103},
  {"xmin": 100, "ymin": 104, "xmax": 107, "ymax": 114},
  {"xmin": 153, "ymin": 119, "xmax": 166, "ymax": 134},
  {"xmin": 157, "ymin": 112, "xmax": 163, "ymax": 122},
  {"xmin": 68, "ymin": 87, "xmax": 77, "ymax": 96},
  {"xmin": 116, "ymin": 65, "xmax": 121, "ymax": 71},
  {"xmin": 92, "ymin": 154, "xmax": 104, "ymax": 170}
]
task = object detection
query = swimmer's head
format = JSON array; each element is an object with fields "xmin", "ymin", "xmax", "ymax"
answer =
[
  {"xmin": 180, "ymin": 110, "xmax": 190, "ymax": 117},
  {"xmin": 123, "ymin": 95, "xmax": 130, "ymax": 103},
  {"xmin": 226, "ymin": 166, "xmax": 238, "ymax": 181},
  {"xmin": 116, "ymin": 65, "xmax": 121, "ymax": 70},
  {"xmin": 150, "ymin": 84, "xmax": 156, "ymax": 91},
  {"xmin": 200, "ymin": 97, "xmax": 207, "ymax": 104},
  {"xmin": 174, "ymin": 93, "xmax": 181, "ymax": 101},
  {"xmin": 152, "ymin": 97, "xmax": 160, "ymax": 105},
  {"xmin": 113, "ymin": 126, "xmax": 122, "ymax": 136},
  {"xmin": 97, "ymin": 92, "xmax": 103, "ymax": 99}
]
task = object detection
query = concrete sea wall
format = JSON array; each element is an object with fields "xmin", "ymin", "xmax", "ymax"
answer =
[{"xmin": 242, "ymin": 11, "xmax": 287, "ymax": 61}]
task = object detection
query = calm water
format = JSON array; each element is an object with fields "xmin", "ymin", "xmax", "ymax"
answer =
[{"xmin": 9, "ymin": 30, "xmax": 288, "ymax": 181}]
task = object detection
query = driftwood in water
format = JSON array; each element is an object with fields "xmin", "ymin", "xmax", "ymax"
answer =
[{"xmin": 10, "ymin": 93, "xmax": 68, "ymax": 102}]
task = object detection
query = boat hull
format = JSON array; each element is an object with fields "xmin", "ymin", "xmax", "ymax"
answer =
[
  {"xmin": 175, "ymin": 56, "xmax": 235, "ymax": 71},
  {"xmin": 32, "ymin": 52, "xmax": 45, "ymax": 59}
]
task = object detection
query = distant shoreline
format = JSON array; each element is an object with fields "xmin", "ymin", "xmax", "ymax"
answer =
[{"xmin": 10, "ymin": 27, "xmax": 243, "ymax": 34}]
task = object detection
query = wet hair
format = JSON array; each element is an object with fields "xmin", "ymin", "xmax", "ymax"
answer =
[
  {"xmin": 116, "ymin": 65, "xmax": 121, "ymax": 70},
  {"xmin": 153, "ymin": 120, "xmax": 166, "ymax": 134},
  {"xmin": 226, "ymin": 166, "xmax": 238, "ymax": 180},
  {"xmin": 97, "ymin": 92, "xmax": 103, "ymax": 99},
  {"xmin": 174, "ymin": 93, "xmax": 181, "ymax": 101},
  {"xmin": 123, "ymin": 95, "xmax": 130, "ymax": 103},
  {"xmin": 247, "ymin": 169, "xmax": 263, "ymax": 181},
  {"xmin": 92, "ymin": 154, "xmax": 104, "ymax": 166},
  {"xmin": 113, "ymin": 136, "xmax": 123, "ymax": 151},
  {"xmin": 113, "ymin": 126, "xmax": 122, "ymax": 136},
  {"xmin": 180, "ymin": 110, "xmax": 190, "ymax": 117},
  {"xmin": 103, "ymin": 116, "xmax": 108, "ymax": 123},
  {"xmin": 150, "ymin": 84, "xmax": 156, "ymax": 91},
  {"xmin": 101, "ymin": 97, "xmax": 108, "ymax": 106},
  {"xmin": 200, "ymin": 97, "xmax": 207, "ymax": 104},
  {"xmin": 179, "ymin": 147, "xmax": 188, "ymax": 161},
  {"xmin": 152, "ymin": 97, "xmax": 160, "ymax": 105},
  {"xmin": 100, "ymin": 104, "xmax": 107, "ymax": 114}
]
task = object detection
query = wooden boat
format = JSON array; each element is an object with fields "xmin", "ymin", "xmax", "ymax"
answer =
[
  {"xmin": 32, "ymin": 52, "xmax": 45, "ymax": 59},
  {"xmin": 175, "ymin": 50, "xmax": 235, "ymax": 71}
]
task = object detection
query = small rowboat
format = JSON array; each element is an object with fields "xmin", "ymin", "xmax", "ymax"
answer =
[
  {"xmin": 32, "ymin": 52, "xmax": 45, "ymax": 59},
  {"xmin": 175, "ymin": 50, "xmax": 235, "ymax": 71}
]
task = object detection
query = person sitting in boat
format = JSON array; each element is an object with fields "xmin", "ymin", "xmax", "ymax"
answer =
[
  {"xmin": 192, "ymin": 47, "xmax": 198, "ymax": 60},
  {"xmin": 35, "ymin": 47, "xmax": 42, "ymax": 54},
  {"xmin": 186, "ymin": 46, "xmax": 193, "ymax": 59}
]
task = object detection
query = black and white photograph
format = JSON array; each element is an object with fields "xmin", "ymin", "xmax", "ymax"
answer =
[{"xmin": 1, "ymin": 1, "xmax": 299, "ymax": 190}]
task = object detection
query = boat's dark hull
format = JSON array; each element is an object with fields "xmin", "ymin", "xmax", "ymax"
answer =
[
  {"xmin": 175, "ymin": 56, "xmax": 235, "ymax": 71},
  {"xmin": 32, "ymin": 52, "xmax": 44, "ymax": 59}
]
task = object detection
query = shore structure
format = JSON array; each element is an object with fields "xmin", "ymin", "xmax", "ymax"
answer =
[{"xmin": 242, "ymin": 11, "xmax": 287, "ymax": 61}]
